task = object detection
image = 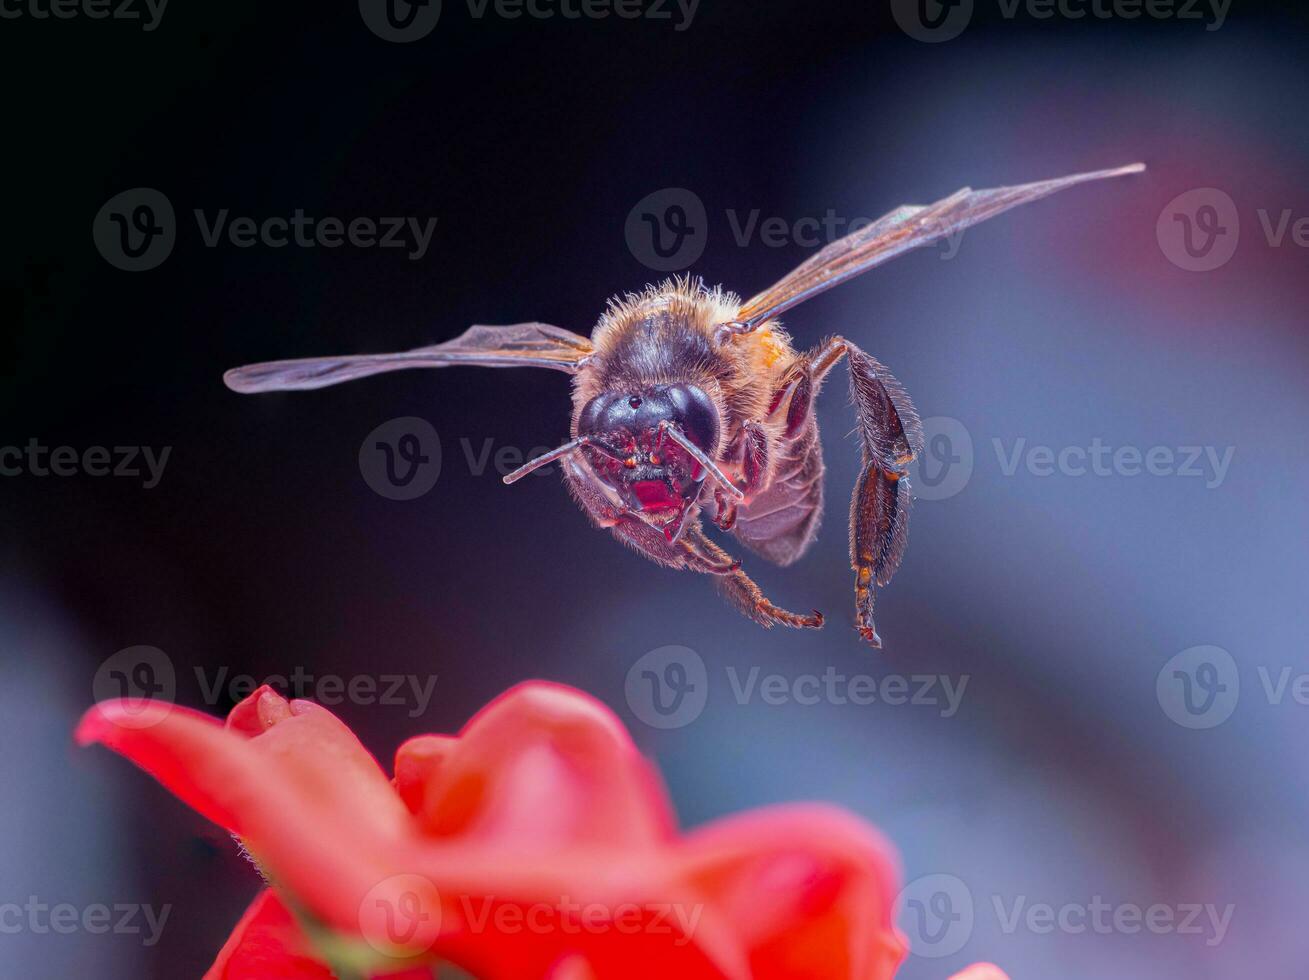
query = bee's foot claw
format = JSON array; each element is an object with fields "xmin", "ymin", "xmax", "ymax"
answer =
[
  {"xmin": 756, "ymin": 603, "xmax": 824, "ymax": 630},
  {"xmin": 856, "ymin": 624, "xmax": 883, "ymax": 649}
]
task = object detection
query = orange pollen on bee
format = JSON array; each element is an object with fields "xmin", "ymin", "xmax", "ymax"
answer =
[
  {"xmin": 624, "ymin": 457, "xmax": 637, "ymax": 468},
  {"xmin": 858, "ymin": 567, "xmax": 872, "ymax": 586},
  {"xmin": 649, "ymin": 453, "xmax": 661, "ymax": 465},
  {"xmin": 754, "ymin": 326, "xmax": 789, "ymax": 369}
]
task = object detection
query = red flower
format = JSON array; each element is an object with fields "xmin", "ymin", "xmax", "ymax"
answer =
[{"xmin": 77, "ymin": 682, "xmax": 1007, "ymax": 980}]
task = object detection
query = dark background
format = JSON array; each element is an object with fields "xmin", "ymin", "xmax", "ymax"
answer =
[{"xmin": 3, "ymin": 0, "xmax": 1308, "ymax": 976}]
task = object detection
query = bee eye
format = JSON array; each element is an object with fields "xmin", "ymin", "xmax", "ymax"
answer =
[
  {"xmin": 577, "ymin": 384, "xmax": 719, "ymax": 456},
  {"xmin": 663, "ymin": 384, "xmax": 719, "ymax": 456}
]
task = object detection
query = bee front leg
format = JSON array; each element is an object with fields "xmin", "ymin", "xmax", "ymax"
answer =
[
  {"xmin": 683, "ymin": 525, "xmax": 824, "ymax": 631},
  {"xmin": 563, "ymin": 456, "xmax": 738, "ymax": 576},
  {"xmin": 713, "ymin": 421, "xmax": 769, "ymax": 531}
]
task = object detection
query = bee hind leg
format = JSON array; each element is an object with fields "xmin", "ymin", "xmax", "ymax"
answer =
[
  {"xmin": 683, "ymin": 525, "xmax": 823, "ymax": 631},
  {"xmin": 800, "ymin": 336, "xmax": 923, "ymax": 649}
]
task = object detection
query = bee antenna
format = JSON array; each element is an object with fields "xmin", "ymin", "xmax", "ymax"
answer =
[
  {"xmin": 503, "ymin": 436, "xmax": 592, "ymax": 485},
  {"xmin": 660, "ymin": 423, "xmax": 744, "ymax": 501}
]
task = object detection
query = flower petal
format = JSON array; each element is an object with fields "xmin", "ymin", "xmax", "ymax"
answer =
[
  {"xmin": 81, "ymin": 682, "xmax": 915, "ymax": 980},
  {"xmin": 674, "ymin": 804, "xmax": 907, "ymax": 980},
  {"xmin": 78, "ymin": 688, "xmax": 638, "ymax": 940},
  {"xmin": 204, "ymin": 889, "xmax": 333, "ymax": 980},
  {"xmin": 397, "ymin": 682, "xmax": 675, "ymax": 849},
  {"xmin": 77, "ymin": 691, "xmax": 431, "ymax": 933}
]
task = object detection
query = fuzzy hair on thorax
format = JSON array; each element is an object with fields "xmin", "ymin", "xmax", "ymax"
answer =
[{"xmin": 574, "ymin": 277, "xmax": 796, "ymax": 433}]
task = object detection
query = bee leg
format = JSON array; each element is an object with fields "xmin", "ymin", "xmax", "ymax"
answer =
[
  {"xmin": 683, "ymin": 525, "xmax": 824, "ymax": 631},
  {"xmin": 801, "ymin": 336, "xmax": 922, "ymax": 649},
  {"xmin": 713, "ymin": 421, "xmax": 768, "ymax": 531},
  {"xmin": 712, "ymin": 492, "xmax": 737, "ymax": 531},
  {"xmin": 768, "ymin": 366, "xmax": 815, "ymax": 439}
]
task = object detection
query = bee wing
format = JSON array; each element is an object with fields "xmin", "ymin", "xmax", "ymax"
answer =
[
  {"xmin": 735, "ymin": 162, "xmax": 1145, "ymax": 329},
  {"xmin": 223, "ymin": 322, "xmax": 594, "ymax": 393}
]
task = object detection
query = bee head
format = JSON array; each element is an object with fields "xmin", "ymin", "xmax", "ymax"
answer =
[{"xmin": 577, "ymin": 383, "xmax": 722, "ymax": 515}]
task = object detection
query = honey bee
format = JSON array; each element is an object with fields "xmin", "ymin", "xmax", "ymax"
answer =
[{"xmin": 225, "ymin": 163, "xmax": 1143, "ymax": 646}]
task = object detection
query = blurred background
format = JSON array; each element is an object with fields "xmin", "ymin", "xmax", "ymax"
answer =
[{"xmin": 3, "ymin": 0, "xmax": 1307, "ymax": 976}]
